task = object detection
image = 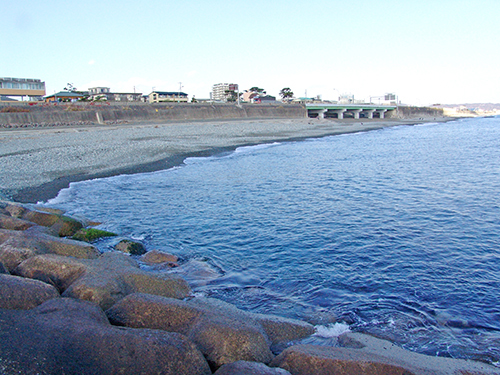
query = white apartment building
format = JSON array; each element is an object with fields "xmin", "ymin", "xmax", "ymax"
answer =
[{"xmin": 212, "ymin": 83, "xmax": 238, "ymax": 102}]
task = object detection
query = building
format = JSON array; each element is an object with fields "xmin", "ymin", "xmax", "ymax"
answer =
[
  {"xmin": 0, "ymin": 77, "xmax": 46, "ymax": 100},
  {"xmin": 242, "ymin": 91, "xmax": 258, "ymax": 102},
  {"xmin": 253, "ymin": 95, "xmax": 276, "ymax": 103},
  {"xmin": 148, "ymin": 91, "xmax": 188, "ymax": 103},
  {"xmin": 212, "ymin": 83, "xmax": 238, "ymax": 102},
  {"xmin": 242, "ymin": 92, "xmax": 276, "ymax": 103},
  {"xmin": 88, "ymin": 87, "xmax": 142, "ymax": 102},
  {"xmin": 44, "ymin": 91, "xmax": 84, "ymax": 102},
  {"xmin": 89, "ymin": 87, "xmax": 110, "ymax": 96}
]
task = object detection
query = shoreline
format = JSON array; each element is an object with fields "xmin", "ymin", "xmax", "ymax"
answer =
[
  {"xmin": 3, "ymin": 115, "xmax": 500, "ymax": 374},
  {"xmin": 0, "ymin": 116, "xmax": 454, "ymax": 203}
]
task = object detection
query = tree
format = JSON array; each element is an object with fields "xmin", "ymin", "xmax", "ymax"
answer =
[
  {"xmin": 64, "ymin": 83, "xmax": 77, "ymax": 92},
  {"xmin": 249, "ymin": 87, "xmax": 266, "ymax": 95},
  {"xmin": 280, "ymin": 88, "xmax": 294, "ymax": 101},
  {"xmin": 224, "ymin": 89, "xmax": 241, "ymax": 102}
]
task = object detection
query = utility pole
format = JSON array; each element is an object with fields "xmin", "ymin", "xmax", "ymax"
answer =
[
  {"xmin": 178, "ymin": 82, "xmax": 182, "ymax": 103},
  {"xmin": 237, "ymin": 84, "xmax": 240, "ymax": 106}
]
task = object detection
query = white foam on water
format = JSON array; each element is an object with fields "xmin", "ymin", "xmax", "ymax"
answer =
[
  {"xmin": 43, "ymin": 185, "xmax": 74, "ymax": 205},
  {"xmin": 313, "ymin": 323, "xmax": 351, "ymax": 338},
  {"xmin": 234, "ymin": 142, "xmax": 281, "ymax": 154}
]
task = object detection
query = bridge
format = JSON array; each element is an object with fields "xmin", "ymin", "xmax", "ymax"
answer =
[{"xmin": 306, "ymin": 103, "xmax": 397, "ymax": 119}]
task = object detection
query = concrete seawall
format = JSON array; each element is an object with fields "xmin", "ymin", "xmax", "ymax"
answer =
[
  {"xmin": 388, "ymin": 105, "xmax": 445, "ymax": 119},
  {"xmin": 0, "ymin": 102, "xmax": 447, "ymax": 128},
  {"xmin": 0, "ymin": 103, "xmax": 307, "ymax": 127}
]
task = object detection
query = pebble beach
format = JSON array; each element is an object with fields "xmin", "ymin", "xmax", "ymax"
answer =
[{"xmin": 0, "ymin": 117, "xmax": 450, "ymax": 203}]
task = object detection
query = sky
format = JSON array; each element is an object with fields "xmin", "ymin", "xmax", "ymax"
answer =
[{"xmin": 2, "ymin": 0, "xmax": 499, "ymax": 105}]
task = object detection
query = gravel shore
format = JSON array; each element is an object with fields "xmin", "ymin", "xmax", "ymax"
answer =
[{"xmin": 0, "ymin": 117, "xmax": 450, "ymax": 203}]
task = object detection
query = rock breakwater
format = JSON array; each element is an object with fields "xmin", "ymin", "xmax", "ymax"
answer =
[{"xmin": 1, "ymin": 200, "xmax": 499, "ymax": 374}]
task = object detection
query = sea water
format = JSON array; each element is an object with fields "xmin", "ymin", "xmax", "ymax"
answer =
[{"xmin": 45, "ymin": 117, "xmax": 500, "ymax": 364}]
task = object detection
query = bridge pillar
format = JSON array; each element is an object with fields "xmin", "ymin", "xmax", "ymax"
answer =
[
  {"xmin": 352, "ymin": 109, "xmax": 362, "ymax": 119},
  {"xmin": 365, "ymin": 109, "xmax": 375, "ymax": 119},
  {"xmin": 376, "ymin": 109, "xmax": 387, "ymax": 119},
  {"xmin": 308, "ymin": 109, "xmax": 327, "ymax": 118},
  {"xmin": 332, "ymin": 109, "xmax": 346, "ymax": 119}
]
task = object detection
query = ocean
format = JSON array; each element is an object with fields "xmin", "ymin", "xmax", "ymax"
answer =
[{"xmin": 45, "ymin": 116, "xmax": 500, "ymax": 365}]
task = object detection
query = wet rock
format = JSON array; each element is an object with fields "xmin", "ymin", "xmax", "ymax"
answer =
[
  {"xmin": 254, "ymin": 313, "xmax": 315, "ymax": 345},
  {"xmin": 51, "ymin": 216, "xmax": 84, "ymax": 237},
  {"xmin": 270, "ymin": 344, "xmax": 418, "ymax": 375},
  {"xmin": 107, "ymin": 293, "xmax": 313, "ymax": 370},
  {"xmin": 271, "ymin": 333, "xmax": 500, "ymax": 375},
  {"xmin": 0, "ymin": 214, "xmax": 35, "ymax": 231},
  {"xmin": 36, "ymin": 206, "xmax": 65, "ymax": 216},
  {"xmin": 15, "ymin": 252, "xmax": 191, "ymax": 309},
  {"xmin": 0, "ymin": 298, "xmax": 211, "ymax": 375},
  {"xmin": 72, "ymin": 228, "xmax": 117, "ymax": 242},
  {"xmin": 141, "ymin": 249, "xmax": 179, "ymax": 264},
  {"xmin": 0, "ymin": 274, "xmax": 60, "ymax": 309},
  {"xmin": 214, "ymin": 360, "xmax": 292, "ymax": 375},
  {"xmin": 115, "ymin": 239, "xmax": 146, "ymax": 255}
]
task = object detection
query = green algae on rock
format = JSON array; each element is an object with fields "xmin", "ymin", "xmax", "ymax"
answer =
[{"xmin": 72, "ymin": 228, "xmax": 117, "ymax": 242}]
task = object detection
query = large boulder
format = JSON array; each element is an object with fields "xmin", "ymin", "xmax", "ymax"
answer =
[
  {"xmin": 0, "ymin": 274, "xmax": 59, "ymax": 309},
  {"xmin": 254, "ymin": 313, "xmax": 316, "ymax": 346},
  {"xmin": 115, "ymin": 239, "xmax": 146, "ymax": 255},
  {"xmin": 50, "ymin": 216, "xmax": 84, "ymax": 237},
  {"xmin": 214, "ymin": 360, "xmax": 291, "ymax": 375},
  {"xmin": 21, "ymin": 209, "xmax": 61, "ymax": 227},
  {"xmin": 14, "ymin": 254, "xmax": 87, "ymax": 292},
  {"xmin": 15, "ymin": 252, "xmax": 191, "ymax": 309},
  {"xmin": 0, "ymin": 214, "xmax": 35, "ymax": 231},
  {"xmin": 0, "ymin": 236, "xmax": 36, "ymax": 272},
  {"xmin": 0, "ymin": 202, "xmax": 84, "ymax": 237},
  {"xmin": 0, "ymin": 227, "xmax": 100, "ymax": 273},
  {"xmin": 271, "ymin": 333, "xmax": 500, "ymax": 375},
  {"xmin": 0, "ymin": 298, "xmax": 211, "ymax": 375},
  {"xmin": 107, "ymin": 293, "xmax": 315, "ymax": 370},
  {"xmin": 0, "ymin": 201, "xmax": 27, "ymax": 218},
  {"xmin": 141, "ymin": 249, "xmax": 179, "ymax": 265},
  {"xmin": 270, "ymin": 344, "xmax": 417, "ymax": 375}
]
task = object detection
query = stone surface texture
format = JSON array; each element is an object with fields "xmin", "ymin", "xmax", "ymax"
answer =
[
  {"xmin": 213, "ymin": 360, "xmax": 292, "ymax": 375},
  {"xmin": 106, "ymin": 293, "xmax": 315, "ymax": 370},
  {"xmin": 0, "ymin": 298, "xmax": 211, "ymax": 375},
  {"xmin": 14, "ymin": 252, "xmax": 191, "ymax": 310},
  {"xmin": 271, "ymin": 334, "xmax": 500, "ymax": 375},
  {"xmin": 0, "ymin": 273, "xmax": 60, "ymax": 309}
]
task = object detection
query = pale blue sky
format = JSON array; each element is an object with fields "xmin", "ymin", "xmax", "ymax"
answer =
[{"xmin": 2, "ymin": 0, "xmax": 499, "ymax": 105}]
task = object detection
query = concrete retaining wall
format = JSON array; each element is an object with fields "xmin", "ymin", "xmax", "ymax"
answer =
[
  {"xmin": 387, "ymin": 106, "xmax": 445, "ymax": 119},
  {"xmin": 0, "ymin": 103, "xmax": 306, "ymax": 127}
]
